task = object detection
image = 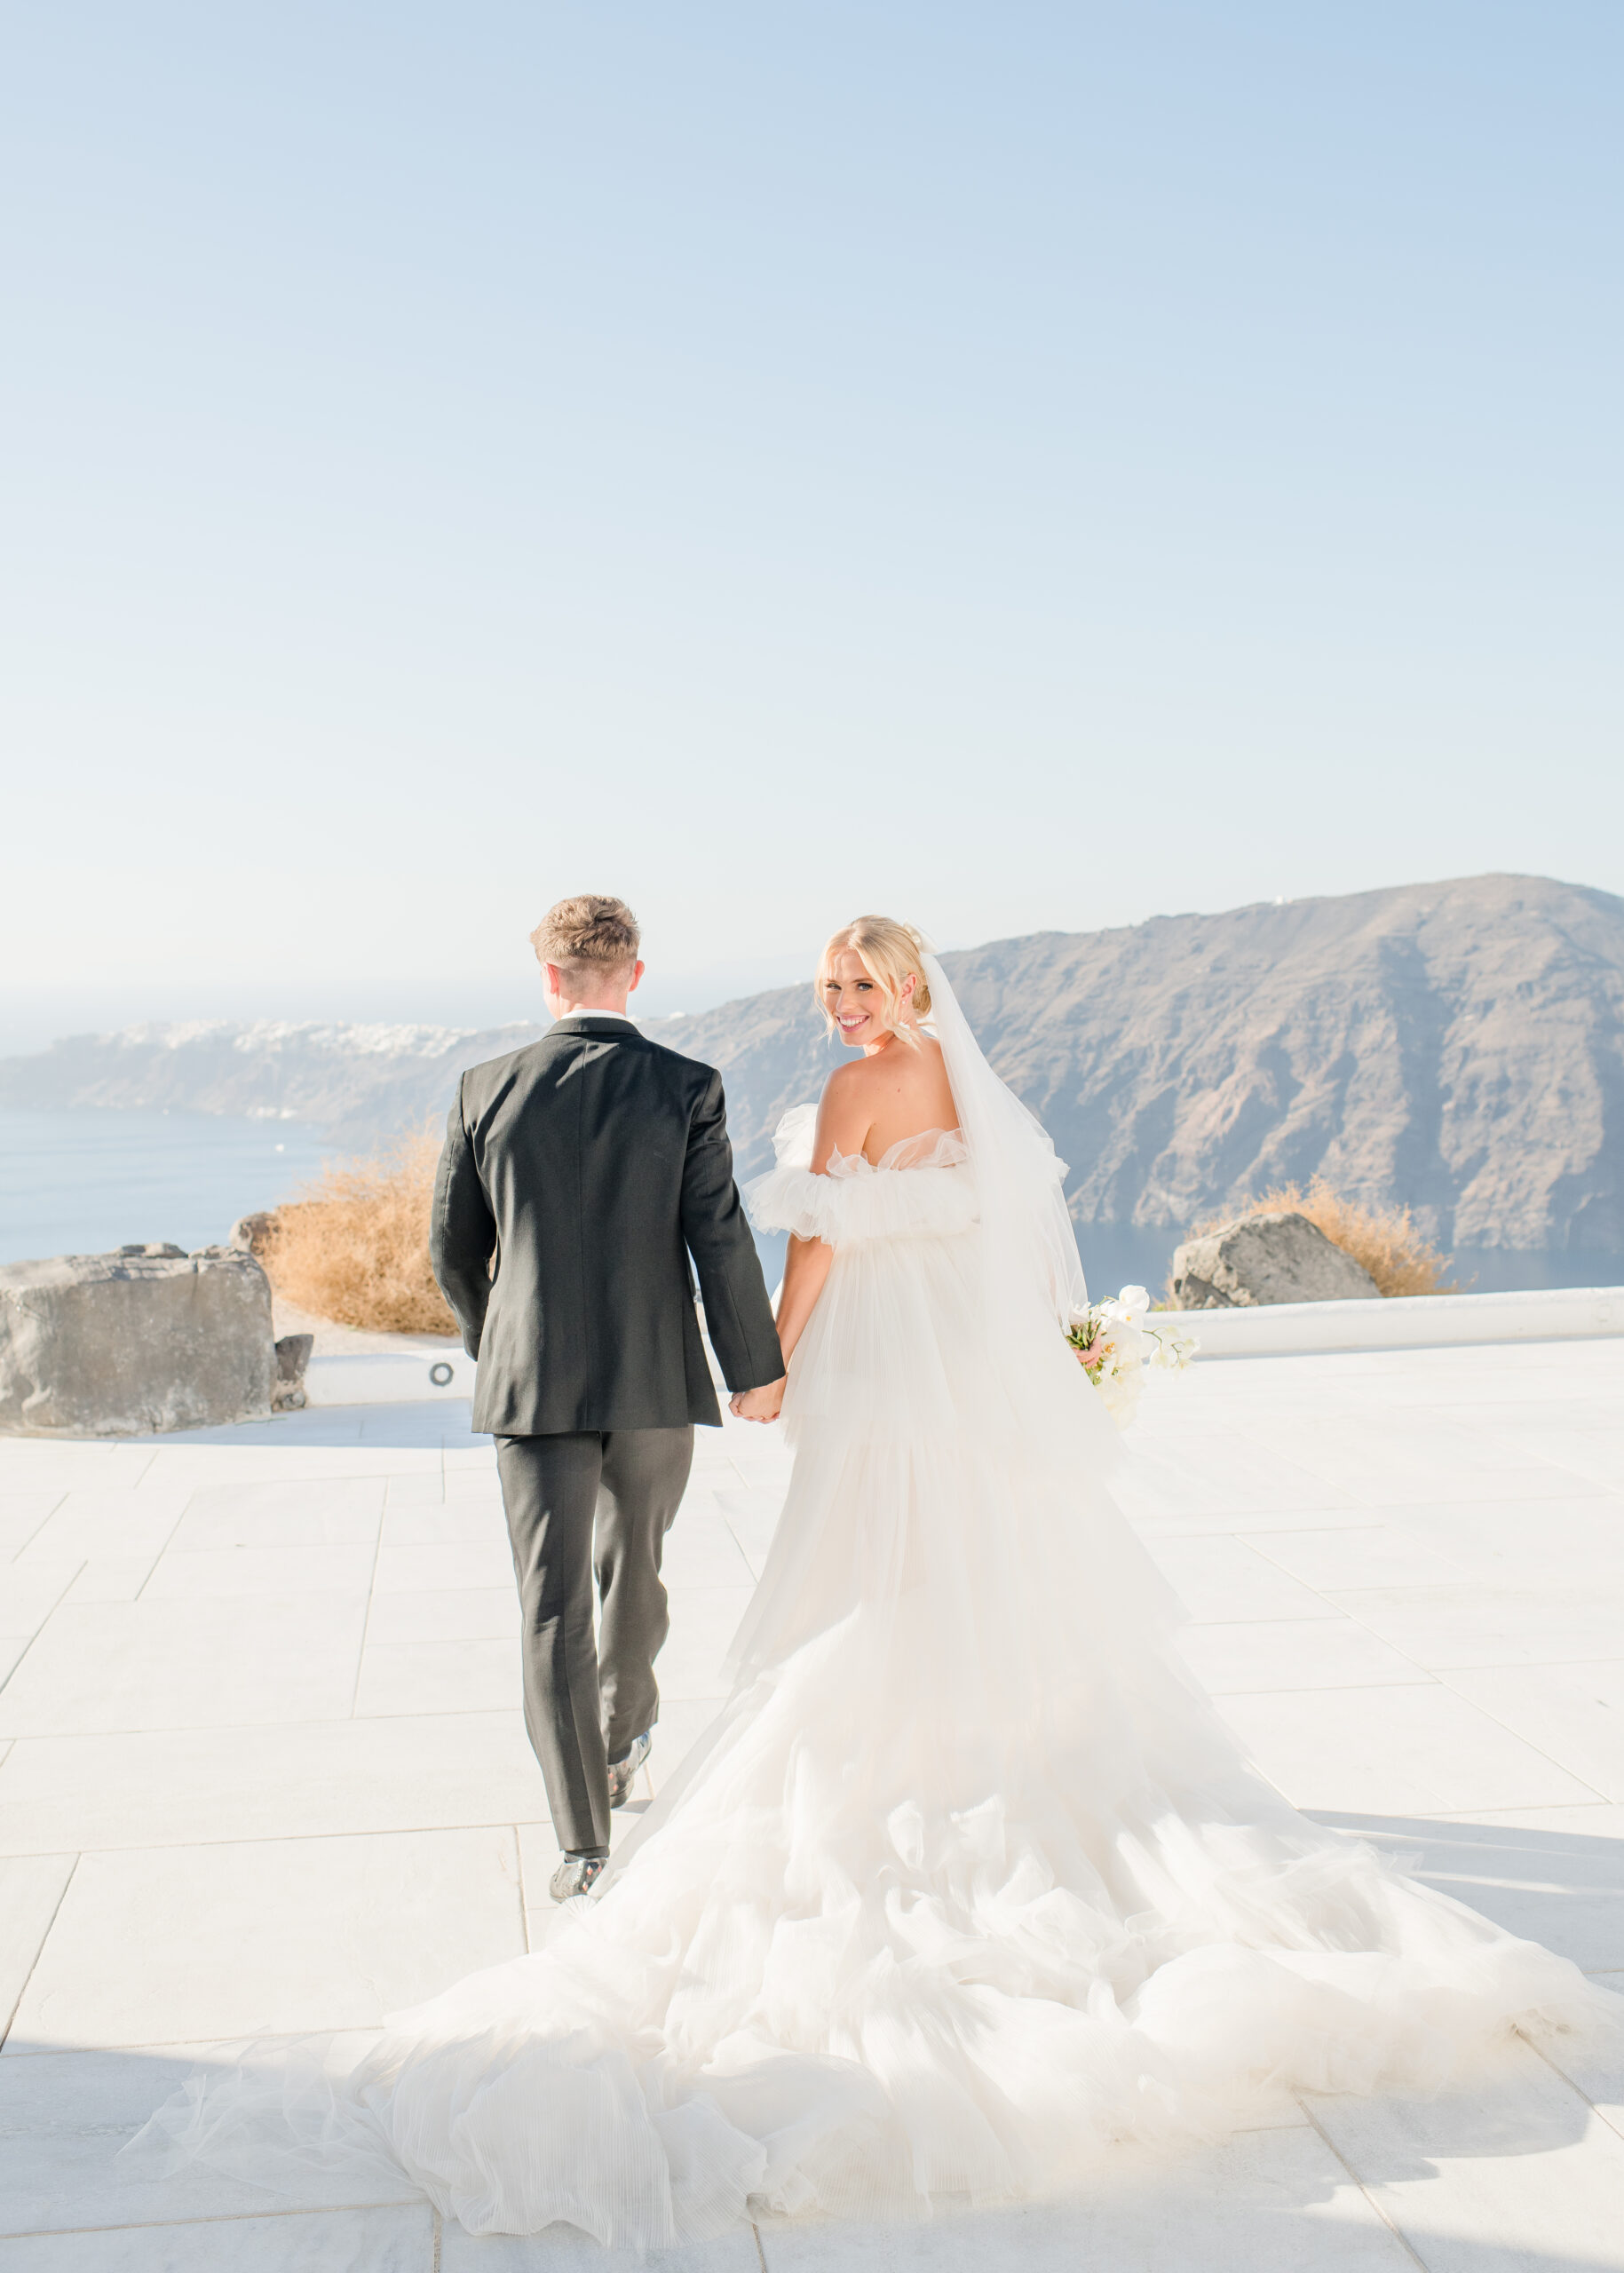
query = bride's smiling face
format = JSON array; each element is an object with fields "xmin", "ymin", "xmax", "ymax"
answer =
[{"xmin": 823, "ymin": 950, "xmax": 913, "ymax": 1049}]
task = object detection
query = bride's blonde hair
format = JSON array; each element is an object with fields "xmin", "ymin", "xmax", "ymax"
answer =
[{"xmin": 815, "ymin": 916, "xmax": 933, "ymax": 1049}]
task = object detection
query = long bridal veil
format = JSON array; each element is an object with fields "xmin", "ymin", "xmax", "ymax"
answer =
[{"xmin": 915, "ymin": 942, "xmax": 1120, "ymax": 1477}]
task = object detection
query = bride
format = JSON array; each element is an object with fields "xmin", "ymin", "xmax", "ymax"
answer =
[{"xmin": 137, "ymin": 915, "xmax": 1612, "ymax": 2248}]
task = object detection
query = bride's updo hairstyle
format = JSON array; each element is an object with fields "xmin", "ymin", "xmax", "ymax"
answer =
[{"xmin": 816, "ymin": 916, "xmax": 932, "ymax": 1050}]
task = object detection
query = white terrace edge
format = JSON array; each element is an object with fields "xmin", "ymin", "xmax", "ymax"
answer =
[
  {"xmin": 299, "ymin": 1284, "xmax": 1624, "ymax": 1405},
  {"xmin": 1182, "ymin": 1280, "xmax": 1624, "ymax": 1358}
]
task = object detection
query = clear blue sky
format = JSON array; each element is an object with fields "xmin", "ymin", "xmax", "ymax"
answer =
[{"xmin": 3, "ymin": 2, "xmax": 1620, "ymax": 1043}]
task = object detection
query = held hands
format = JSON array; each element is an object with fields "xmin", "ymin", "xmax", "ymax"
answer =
[{"xmin": 731, "ymin": 1378, "xmax": 786, "ymax": 1424}]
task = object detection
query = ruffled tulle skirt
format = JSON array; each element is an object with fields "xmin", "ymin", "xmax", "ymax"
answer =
[{"xmin": 129, "ymin": 1216, "xmax": 1617, "ymax": 2248}]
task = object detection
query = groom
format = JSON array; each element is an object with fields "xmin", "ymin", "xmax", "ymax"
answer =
[{"xmin": 431, "ymin": 895, "xmax": 784, "ymax": 1897}]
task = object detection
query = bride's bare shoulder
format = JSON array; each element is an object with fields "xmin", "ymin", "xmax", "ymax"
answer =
[{"xmin": 812, "ymin": 1057, "xmax": 874, "ymax": 1164}]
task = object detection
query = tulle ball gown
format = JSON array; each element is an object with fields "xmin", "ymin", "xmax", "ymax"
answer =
[{"xmin": 131, "ymin": 957, "xmax": 1613, "ymax": 2252}]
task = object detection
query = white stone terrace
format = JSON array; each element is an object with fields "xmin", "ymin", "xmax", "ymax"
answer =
[{"xmin": 1, "ymin": 1334, "xmax": 1622, "ymax": 2269}]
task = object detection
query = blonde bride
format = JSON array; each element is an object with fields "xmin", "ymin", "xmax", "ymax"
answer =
[{"xmin": 133, "ymin": 916, "xmax": 1612, "ymax": 2249}]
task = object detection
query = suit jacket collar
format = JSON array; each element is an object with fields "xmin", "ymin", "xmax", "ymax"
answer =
[{"xmin": 552, "ymin": 1013, "xmax": 639, "ymax": 1036}]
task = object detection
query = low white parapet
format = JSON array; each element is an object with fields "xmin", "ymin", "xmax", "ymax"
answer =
[
  {"xmin": 296, "ymin": 1287, "xmax": 1624, "ymax": 1404},
  {"xmin": 1184, "ymin": 1283, "xmax": 1624, "ymax": 1358},
  {"xmin": 304, "ymin": 1350, "xmax": 473, "ymax": 1404}
]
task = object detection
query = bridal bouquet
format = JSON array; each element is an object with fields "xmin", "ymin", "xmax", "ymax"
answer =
[{"xmin": 1066, "ymin": 1285, "xmax": 1198, "ymax": 1428}]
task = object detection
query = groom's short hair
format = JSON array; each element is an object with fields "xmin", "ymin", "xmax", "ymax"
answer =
[{"xmin": 530, "ymin": 894, "xmax": 641, "ymax": 985}]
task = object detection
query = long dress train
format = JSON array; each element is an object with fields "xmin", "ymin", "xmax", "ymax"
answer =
[{"xmin": 130, "ymin": 1109, "xmax": 1614, "ymax": 2249}]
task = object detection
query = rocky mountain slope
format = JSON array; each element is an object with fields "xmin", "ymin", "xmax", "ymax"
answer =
[
  {"xmin": 672, "ymin": 875, "xmax": 1624, "ymax": 1257},
  {"xmin": 4, "ymin": 875, "xmax": 1620, "ymax": 1255}
]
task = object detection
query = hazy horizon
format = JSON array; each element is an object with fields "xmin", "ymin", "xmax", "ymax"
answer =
[{"xmin": 6, "ymin": 863, "xmax": 1620, "ymax": 1059}]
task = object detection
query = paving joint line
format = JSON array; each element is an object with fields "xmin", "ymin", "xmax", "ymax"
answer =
[
  {"xmin": 131, "ymin": 1501, "xmax": 192, "ymax": 1603},
  {"xmin": 0, "ymin": 1849, "xmax": 80, "ymax": 2052},
  {"xmin": 0, "ymin": 1562, "xmax": 89, "ymax": 1701},
  {"xmin": 0, "ymin": 2199, "xmax": 422, "ymax": 2239},
  {"xmin": 1420, "ymin": 1672, "xmax": 1613, "ymax": 1806},
  {"xmin": 1518, "ymin": 2023, "xmax": 1624, "ymax": 2147},
  {"xmin": 1296, "ymin": 2096, "xmax": 1431, "ymax": 2270},
  {"xmin": 345, "ymin": 1493, "xmax": 391, "ymax": 1719},
  {"xmin": 7, "ymin": 1490, "xmax": 68, "ymax": 1562}
]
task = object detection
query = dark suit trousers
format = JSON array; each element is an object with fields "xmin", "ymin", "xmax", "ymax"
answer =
[{"xmin": 495, "ymin": 1427, "xmax": 693, "ymax": 1857}]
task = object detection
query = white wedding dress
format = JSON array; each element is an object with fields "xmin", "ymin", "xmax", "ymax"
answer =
[{"xmin": 132, "ymin": 962, "xmax": 1612, "ymax": 2250}]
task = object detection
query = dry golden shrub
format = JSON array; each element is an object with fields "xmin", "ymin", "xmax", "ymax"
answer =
[
  {"xmin": 1173, "ymin": 1175, "xmax": 1455, "ymax": 1300},
  {"xmin": 261, "ymin": 1127, "xmax": 458, "ymax": 1335}
]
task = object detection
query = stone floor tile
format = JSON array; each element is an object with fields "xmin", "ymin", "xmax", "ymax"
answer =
[
  {"xmin": 713, "ymin": 1492, "xmax": 784, "ymax": 1578},
  {"xmin": 0, "ymin": 1855, "xmax": 75, "ymax": 2037},
  {"xmin": 1443, "ymin": 1661, "xmax": 1624, "ymax": 1800},
  {"xmin": 373, "ymin": 1540, "xmax": 516, "ymax": 1594},
  {"xmin": 139, "ymin": 1544, "xmax": 378, "ymax": 1601},
  {"xmin": 1178, "ymin": 1619, "xmax": 1429, "ymax": 1697},
  {"xmin": 1390, "ymin": 1496, "xmax": 1624, "ymax": 1584},
  {"xmin": 1241, "ymin": 1525, "xmax": 1466, "ymax": 1592},
  {"xmin": 384, "ymin": 1473, "xmax": 447, "ymax": 1509},
  {"xmin": 60, "ymin": 1559, "xmax": 158, "ymax": 1606},
  {"xmin": 0, "ymin": 2039, "xmax": 418, "ymax": 2236},
  {"xmin": 443, "ymin": 1445, "xmax": 499, "ymax": 1472},
  {"xmin": 1233, "ymin": 1413, "xmax": 1602, "ymax": 1506},
  {"xmin": 0, "ymin": 1643, "xmax": 26, "ymax": 1688},
  {"xmin": 756, "ymin": 2125, "xmax": 1412, "ymax": 2270},
  {"xmin": 0, "ymin": 1715, "xmax": 546, "ymax": 1854},
  {"xmin": 654, "ymin": 1587, "xmax": 753, "ymax": 1702},
  {"xmin": 1307, "ymin": 1807, "xmax": 1624, "ymax": 1969},
  {"xmin": 168, "ymin": 1477, "xmax": 385, "ymax": 1551},
  {"xmin": 0, "ymin": 1499, "xmax": 62, "ymax": 1555},
  {"xmin": 0, "ymin": 1448, "xmax": 147, "ymax": 1488},
  {"xmin": 1311, "ymin": 2036, "xmax": 1624, "ymax": 2273},
  {"xmin": 441, "ymin": 2223, "xmax": 759, "ymax": 2269},
  {"xmin": 1534, "ymin": 1987, "xmax": 1624, "ymax": 2142},
  {"xmin": 1476, "ymin": 1424, "xmax": 1624, "ymax": 1491},
  {"xmin": 0, "ymin": 1567, "xmax": 81, "ymax": 1641},
  {"xmin": 0, "ymin": 1597, "xmax": 368, "ymax": 1738},
  {"xmin": 660, "ymin": 1512, "xmax": 756, "ymax": 1590},
  {"xmin": 1129, "ymin": 1505, "xmax": 1381, "ymax": 1540},
  {"xmin": 1112, "ymin": 1430, "xmax": 1359, "ymax": 1522},
  {"xmin": 0, "ymin": 2206, "xmax": 435, "ymax": 2268},
  {"xmin": 1430, "ymin": 1395, "xmax": 1624, "ymax": 1434},
  {"xmin": 355, "ymin": 1639, "xmax": 518, "ymax": 1719},
  {"xmin": 138, "ymin": 1536, "xmax": 375, "ymax": 1609},
  {"xmin": 1146, "ymin": 1535, "xmax": 1340, "ymax": 1625},
  {"xmin": 13, "ymin": 1493, "xmax": 190, "ymax": 1565},
  {"xmin": 10, "ymin": 1826, "xmax": 527, "ymax": 2048},
  {"xmin": 644, "ymin": 1697, "xmax": 727, "ymax": 1794},
  {"xmin": 1330, "ymin": 1582, "xmax": 1624, "ymax": 1670},
  {"xmin": 382, "ymin": 1507, "xmax": 505, "ymax": 1547},
  {"xmin": 1216, "ymin": 1684, "xmax": 1601, "ymax": 1814},
  {"xmin": 365, "ymin": 1588, "xmax": 518, "ymax": 1645}
]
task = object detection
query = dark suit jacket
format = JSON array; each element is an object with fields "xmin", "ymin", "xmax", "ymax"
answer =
[{"xmin": 431, "ymin": 1016, "xmax": 783, "ymax": 1437}]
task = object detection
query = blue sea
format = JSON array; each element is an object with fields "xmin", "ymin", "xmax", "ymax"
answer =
[
  {"xmin": 0, "ymin": 1109, "xmax": 332, "ymax": 1265},
  {"xmin": 0, "ymin": 1107, "xmax": 1615, "ymax": 1292}
]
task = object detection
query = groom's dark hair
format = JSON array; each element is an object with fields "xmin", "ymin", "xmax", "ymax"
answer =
[{"xmin": 530, "ymin": 894, "xmax": 641, "ymax": 986}]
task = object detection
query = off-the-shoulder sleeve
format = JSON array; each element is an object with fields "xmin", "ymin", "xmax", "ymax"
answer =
[
  {"xmin": 745, "ymin": 1108, "xmax": 978, "ymax": 1247},
  {"xmin": 744, "ymin": 1105, "xmax": 824, "ymax": 1239}
]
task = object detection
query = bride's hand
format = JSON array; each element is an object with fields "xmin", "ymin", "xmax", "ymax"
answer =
[{"xmin": 731, "ymin": 1379, "xmax": 785, "ymax": 1423}]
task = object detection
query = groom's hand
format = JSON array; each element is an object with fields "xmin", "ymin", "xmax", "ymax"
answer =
[{"xmin": 731, "ymin": 1379, "xmax": 785, "ymax": 1423}]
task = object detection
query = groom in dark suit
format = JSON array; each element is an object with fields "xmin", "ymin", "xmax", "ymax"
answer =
[{"xmin": 431, "ymin": 894, "xmax": 784, "ymax": 1897}]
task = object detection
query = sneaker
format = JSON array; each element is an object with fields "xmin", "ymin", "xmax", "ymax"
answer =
[
  {"xmin": 606, "ymin": 1730, "xmax": 653, "ymax": 1809},
  {"xmin": 549, "ymin": 1852, "xmax": 608, "ymax": 1902}
]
